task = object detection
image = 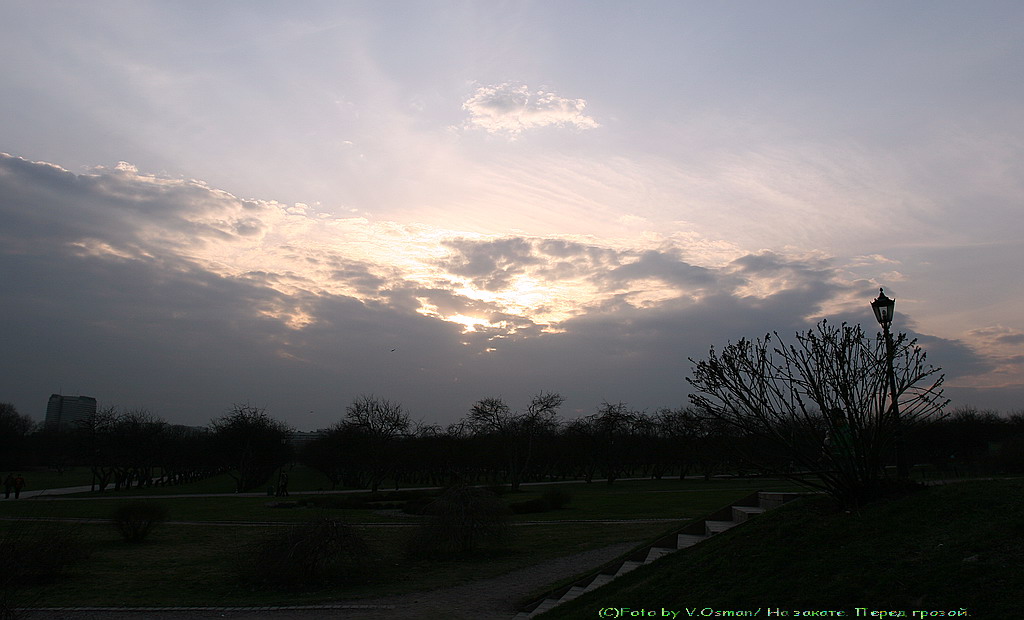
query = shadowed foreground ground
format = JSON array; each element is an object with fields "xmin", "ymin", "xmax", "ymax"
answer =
[{"xmin": 22, "ymin": 541, "xmax": 637, "ymax": 620}]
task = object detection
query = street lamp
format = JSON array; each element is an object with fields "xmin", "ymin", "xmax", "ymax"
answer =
[
  {"xmin": 870, "ymin": 288, "xmax": 895, "ymax": 328},
  {"xmin": 871, "ymin": 288, "xmax": 908, "ymax": 479}
]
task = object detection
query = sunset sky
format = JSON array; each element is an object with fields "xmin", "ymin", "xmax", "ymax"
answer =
[{"xmin": 2, "ymin": 1, "xmax": 1022, "ymax": 428}]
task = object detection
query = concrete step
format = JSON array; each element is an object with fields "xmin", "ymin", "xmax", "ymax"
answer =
[
  {"xmin": 560, "ymin": 585, "xmax": 588, "ymax": 603},
  {"xmin": 732, "ymin": 505, "xmax": 766, "ymax": 522},
  {"xmin": 758, "ymin": 491, "xmax": 802, "ymax": 510},
  {"xmin": 644, "ymin": 546, "xmax": 675, "ymax": 563},
  {"xmin": 705, "ymin": 520, "xmax": 738, "ymax": 536},
  {"xmin": 584, "ymin": 573, "xmax": 615, "ymax": 592},
  {"xmin": 677, "ymin": 533, "xmax": 708, "ymax": 548},
  {"xmin": 515, "ymin": 489, "xmax": 806, "ymax": 617},
  {"xmin": 530, "ymin": 598, "xmax": 560, "ymax": 617}
]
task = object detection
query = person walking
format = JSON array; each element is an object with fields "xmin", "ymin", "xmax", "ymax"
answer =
[
  {"xmin": 3, "ymin": 473, "xmax": 14, "ymax": 499},
  {"xmin": 13, "ymin": 474, "xmax": 25, "ymax": 499}
]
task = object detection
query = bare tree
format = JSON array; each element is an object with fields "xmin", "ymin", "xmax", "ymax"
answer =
[
  {"xmin": 73, "ymin": 406, "xmax": 120, "ymax": 492},
  {"xmin": 687, "ymin": 320, "xmax": 948, "ymax": 507},
  {"xmin": 340, "ymin": 395, "xmax": 411, "ymax": 492},
  {"xmin": 0, "ymin": 403, "xmax": 34, "ymax": 468},
  {"xmin": 590, "ymin": 402, "xmax": 639, "ymax": 484},
  {"xmin": 210, "ymin": 404, "xmax": 292, "ymax": 493},
  {"xmin": 105, "ymin": 408, "xmax": 167, "ymax": 490},
  {"xmin": 468, "ymin": 391, "xmax": 564, "ymax": 491}
]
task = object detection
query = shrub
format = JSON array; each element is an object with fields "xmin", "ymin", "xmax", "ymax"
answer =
[
  {"xmin": 407, "ymin": 485, "xmax": 511, "ymax": 556},
  {"xmin": 509, "ymin": 497, "xmax": 550, "ymax": 514},
  {"xmin": 306, "ymin": 490, "xmax": 434, "ymax": 510},
  {"xmin": 401, "ymin": 497, "xmax": 434, "ymax": 515},
  {"xmin": 112, "ymin": 501, "xmax": 169, "ymax": 543},
  {"xmin": 541, "ymin": 487, "xmax": 572, "ymax": 509},
  {"xmin": 485, "ymin": 484, "xmax": 511, "ymax": 496},
  {"xmin": 509, "ymin": 488, "xmax": 573, "ymax": 514},
  {"xmin": 240, "ymin": 518, "xmax": 369, "ymax": 591}
]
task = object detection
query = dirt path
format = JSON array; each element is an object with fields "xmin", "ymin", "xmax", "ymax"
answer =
[{"xmin": 22, "ymin": 541, "xmax": 636, "ymax": 620}]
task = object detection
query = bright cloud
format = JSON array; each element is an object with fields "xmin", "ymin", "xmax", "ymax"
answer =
[{"xmin": 462, "ymin": 83, "xmax": 600, "ymax": 136}]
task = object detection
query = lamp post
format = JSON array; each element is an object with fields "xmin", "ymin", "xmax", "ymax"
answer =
[{"xmin": 871, "ymin": 288, "xmax": 908, "ymax": 479}]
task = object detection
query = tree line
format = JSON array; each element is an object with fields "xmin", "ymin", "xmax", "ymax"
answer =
[
  {"xmin": 3, "ymin": 397, "xmax": 1023, "ymax": 498},
  {"xmin": 3, "ymin": 320, "xmax": 1023, "ymax": 503}
]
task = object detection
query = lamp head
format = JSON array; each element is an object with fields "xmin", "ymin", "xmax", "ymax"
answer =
[{"xmin": 871, "ymin": 288, "xmax": 895, "ymax": 327}]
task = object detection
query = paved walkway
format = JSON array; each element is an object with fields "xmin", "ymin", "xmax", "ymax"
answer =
[
  {"xmin": 2, "ymin": 484, "xmax": 96, "ymax": 500},
  {"xmin": 4, "ymin": 476, "xmax": 731, "ymax": 502}
]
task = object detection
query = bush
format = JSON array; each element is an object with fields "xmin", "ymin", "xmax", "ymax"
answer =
[
  {"xmin": 510, "ymin": 487, "xmax": 573, "ymax": 514},
  {"xmin": 407, "ymin": 485, "xmax": 511, "ymax": 556},
  {"xmin": 1, "ymin": 522, "xmax": 88, "ymax": 618},
  {"xmin": 240, "ymin": 518, "xmax": 369, "ymax": 591},
  {"xmin": 541, "ymin": 487, "xmax": 572, "ymax": 509},
  {"xmin": 112, "ymin": 501, "xmax": 169, "ymax": 543},
  {"xmin": 509, "ymin": 497, "xmax": 551, "ymax": 514},
  {"xmin": 306, "ymin": 490, "xmax": 434, "ymax": 510},
  {"xmin": 401, "ymin": 497, "xmax": 434, "ymax": 515}
]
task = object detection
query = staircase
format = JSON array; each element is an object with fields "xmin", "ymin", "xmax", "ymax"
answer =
[{"xmin": 513, "ymin": 490, "xmax": 803, "ymax": 618}]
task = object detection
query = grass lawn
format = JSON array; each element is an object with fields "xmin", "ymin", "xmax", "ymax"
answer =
[
  {"xmin": 1, "ymin": 477, "xmax": 804, "ymax": 524},
  {"xmin": 9, "ymin": 518, "xmax": 658, "ymax": 606},
  {"xmin": 502, "ymin": 478, "xmax": 803, "ymax": 522},
  {"xmin": 539, "ymin": 478, "xmax": 1024, "ymax": 618},
  {"xmin": 1, "ymin": 477, "xmax": 786, "ymax": 607}
]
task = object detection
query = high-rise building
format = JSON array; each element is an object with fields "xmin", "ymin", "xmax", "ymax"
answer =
[{"xmin": 44, "ymin": 394, "xmax": 97, "ymax": 432}]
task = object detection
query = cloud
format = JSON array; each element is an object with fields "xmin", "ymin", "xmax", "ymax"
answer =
[
  {"xmin": 0, "ymin": 154, "xmax": 1007, "ymax": 427},
  {"xmin": 462, "ymin": 83, "xmax": 599, "ymax": 136},
  {"xmin": 969, "ymin": 326, "xmax": 1024, "ymax": 346},
  {"xmin": 438, "ymin": 237, "xmax": 542, "ymax": 291}
]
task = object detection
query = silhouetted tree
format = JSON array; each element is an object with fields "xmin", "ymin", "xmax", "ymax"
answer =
[
  {"xmin": 340, "ymin": 395, "xmax": 411, "ymax": 492},
  {"xmin": 652, "ymin": 407, "xmax": 704, "ymax": 479},
  {"xmin": 468, "ymin": 391, "xmax": 564, "ymax": 491},
  {"xmin": 591, "ymin": 402, "xmax": 638, "ymax": 484},
  {"xmin": 909, "ymin": 407, "xmax": 1024, "ymax": 475},
  {"xmin": 0, "ymin": 403, "xmax": 34, "ymax": 468},
  {"xmin": 107, "ymin": 408, "xmax": 166, "ymax": 490},
  {"xmin": 561, "ymin": 415, "xmax": 599, "ymax": 482},
  {"xmin": 73, "ymin": 406, "xmax": 120, "ymax": 491},
  {"xmin": 300, "ymin": 432, "xmax": 347, "ymax": 490},
  {"xmin": 688, "ymin": 320, "xmax": 948, "ymax": 507},
  {"xmin": 210, "ymin": 405, "xmax": 292, "ymax": 493},
  {"xmin": 156, "ymin": 424, "xmax": 213, "ymax": 486}
]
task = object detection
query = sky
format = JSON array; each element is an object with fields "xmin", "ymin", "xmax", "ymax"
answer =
[{"xmin": 2, "ymin": 1, "xmax": 1023, "ymax": 429}]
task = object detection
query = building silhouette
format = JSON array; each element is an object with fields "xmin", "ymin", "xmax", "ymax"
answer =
[{"xmin": 45, "ymin": 394, "xmax": 97, "ymax": 431}]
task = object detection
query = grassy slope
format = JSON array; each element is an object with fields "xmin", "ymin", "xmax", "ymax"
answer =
[{"xmin": 539, "ymin": 479, "xmax": 1024, "ymax": 618}]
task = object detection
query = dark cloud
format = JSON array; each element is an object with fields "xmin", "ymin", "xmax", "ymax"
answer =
[
  {"xmin": 438, "ymin": 237, "xmax": 542, "ymax": 291},
  {"xmin": 328, "ymin": 262, "xmax": 389, "ymax": 295},
  {"xmin": 0, "ymin": 153, "xmax": 263, "ymax": 254},
  {"xmin": 0, "ymin": 154, "xmax": 1011, "ymax": 428},
  {"xmin": 439, "ymin": 236, "xmax": 724, "ymax": 298},
  {"xmin": 597, "ymin": 248, "xmax": 719, "ymax": 290}
]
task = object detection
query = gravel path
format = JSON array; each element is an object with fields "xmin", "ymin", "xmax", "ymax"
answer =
[{"xmin": 22, "ymin": 541, "xmax": 637, "ymax": 620}]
